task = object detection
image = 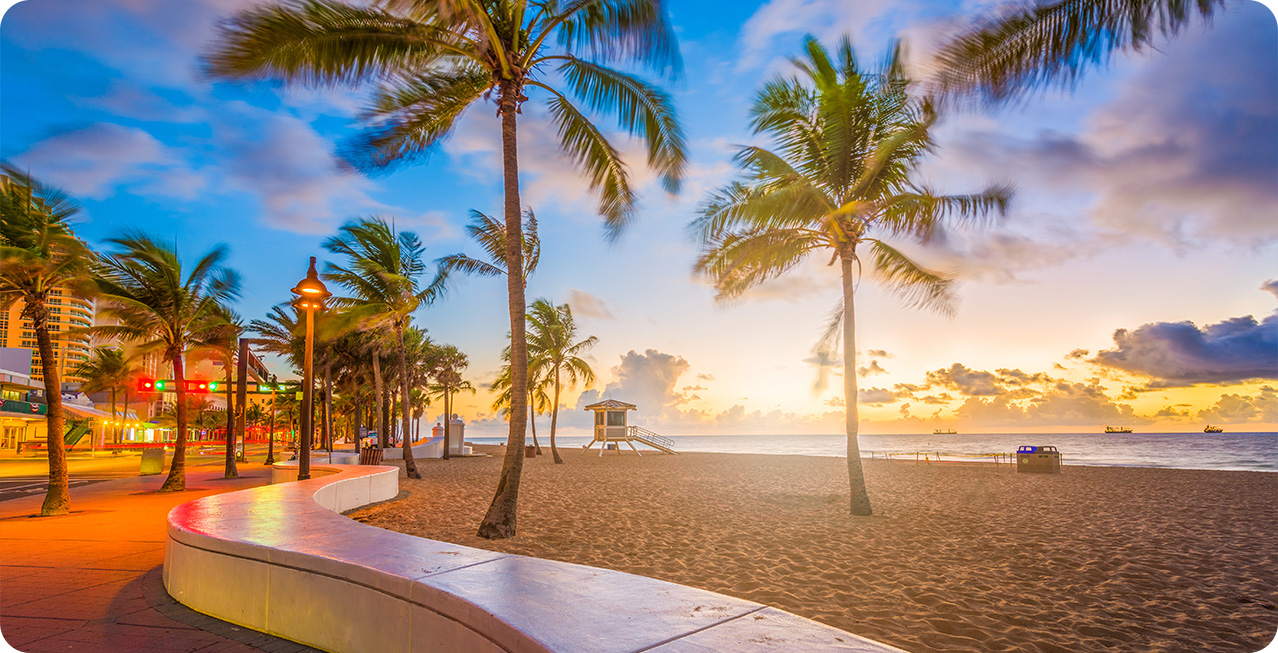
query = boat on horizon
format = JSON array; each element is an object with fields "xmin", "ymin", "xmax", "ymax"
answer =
[
  {"xmin": 933, "ymin": 429, "xmax": 957, "ymax": 435},
  {"xmin": 1203, "ymin": 425, "xmax": 1224, "ymax": 433},
  {"xmin": 1104, "ymin": 426, "xmax": 1133, "ymax": 433}
]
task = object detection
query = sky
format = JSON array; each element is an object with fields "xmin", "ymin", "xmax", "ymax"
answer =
[{"xmin": 1, "ymin": 0, "xmax": 1275, "ymax": 436}]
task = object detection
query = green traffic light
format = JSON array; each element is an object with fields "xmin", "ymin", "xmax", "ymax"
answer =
[
  {"xmin": 209, "ymin": 381, "xmax": 219, "ymax": 391},
  {"xmin": 155, "ymin": 381, "xmax": 167, "ymax": 391}
]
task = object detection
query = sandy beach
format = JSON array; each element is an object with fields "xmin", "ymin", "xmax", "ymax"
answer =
[{"xmin": 349, "ymin": 446, "xmax": 1278, "ymax": 652}]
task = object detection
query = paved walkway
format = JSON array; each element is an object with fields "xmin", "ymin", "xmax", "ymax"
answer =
[{"xmin": 0, "ymin": 463, "xmax": 319, "ymax": 652}]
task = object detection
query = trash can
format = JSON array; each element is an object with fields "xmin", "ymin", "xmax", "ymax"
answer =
[
  {"xmin": 140, "ymin": 448, "xmax": 166, "ymax": 475},
  {"xmin": 524, "ymin": 445, "xmax": 536, "ymax": 458},
  {"xmin": 359, "ymin": 447, "xmax": 384, "ymax": 465},
  {"xmin": 1017, "ymin": 445, "xmax": 1061, "ymax": 474}
]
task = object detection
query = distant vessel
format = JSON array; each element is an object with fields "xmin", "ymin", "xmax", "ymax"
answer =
[
  {"xmin": 933, "ymin": 429, "xmax": 958, "ymax": 435},
  {"xmin": 1104, "ymin": 426, "xmax": 1133, "ymax": 433},
  {"xmin": 1203, "ymin": 425, "xmax": 1224, "ymax": 433}
]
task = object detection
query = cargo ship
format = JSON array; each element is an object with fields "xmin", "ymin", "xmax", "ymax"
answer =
[
  {"xmin": 933, "ymin": 428, "xmax": 957, "ymax": 435},
  {"xmin": 1203, "ymin": 425, "xmax": 1224, "ymax": 433},
  {"xmin": 1104, "ymin": 425, "xmax": 1133, "ymax": 433}
]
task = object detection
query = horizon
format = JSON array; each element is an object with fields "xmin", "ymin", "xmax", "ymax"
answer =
[{"xmin": 2, "ymin": 0, "xmax": 1276, "ymax": 437}]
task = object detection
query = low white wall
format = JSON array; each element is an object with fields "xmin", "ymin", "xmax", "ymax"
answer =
[
  {"xmin": 381, "ymin": 436, "xmax": 444, "ymax": 460},
  {"xmin": 165, "ymin": 463, "xmax": 903, "ymax": 653}
]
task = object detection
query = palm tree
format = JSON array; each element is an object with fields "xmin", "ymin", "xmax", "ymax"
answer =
[
  {"xmin": 90, "ymin": 233, "xmax": 240, "ymax": 492},
  {"xmin": 426, "ymin": 345, "xmax": 474, "ymax": 460},
  {"xmin": 0, "ymin": 164, "xmax": 96, "ymax": 516},
  {"xmin": 932, "ymin": 0, "xmax": 1226, "ymax": 105},
  {"xmin": 527, "ymin": 299, "xmax": 596, "ymax": 464},
  {"xmin": 691, "ymin": 36, "xmax": 1011, "ymax": 516},
  {"xmin": 437, "ymin": 209, "xmax": 540, "ymax": 283},
  {"xmin": 491, "ymin": 353, "xmax": 552, "ymax": 455},
  {"xmin": 323, "ymin": 218, "xmax": 447, "ymax": 480},
  {"xmin": 206, "ymin": 307, "xmax": 244, "ymax": 478},
  {"xmin": 207, "ymin": 0, "xmax": 686, "ymax": 539},
  {"xmin": 70, "ymin": 346, "xmax": 135, "ymax": 445}
]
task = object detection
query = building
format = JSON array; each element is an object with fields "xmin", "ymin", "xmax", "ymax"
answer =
[{"xmin": 0, "ymin": 290, "xmax": 94, "ymax": 384}]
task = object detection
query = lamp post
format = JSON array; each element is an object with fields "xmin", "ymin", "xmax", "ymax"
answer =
[{"xmin": 290, "ymin": 257, "xmax": 330, "ymax": 481}]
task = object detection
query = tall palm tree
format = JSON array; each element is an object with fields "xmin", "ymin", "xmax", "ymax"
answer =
[
  {"xmin": 932, "ymin": 0, "xmax": 1226, "ymax": 105},
  {"xmin": 323, "ymin": 218, "xmax": 447, "ymax": 479},
  {"xmin": 692, "ymin": 36, "xmax": 1011, "ymax": 516},
  {"xmin": 70, "ymin": 346, "xmax": 135, "ymax": 445},
  {"xmin": 527, "ymin": 299, "xmax": 596, "ymax": 464},
  {"xmin": 206, "ymin": 307, "xmax": 245, "ymax": 478},
  {"xmin": 207, "ymin": 0, "xmax": 686, "ymax": 539},
  {"xmin": 426, "ymin": 345, "xmax": 473, "ymax": 460},
  {"xmin": 0, "ymin": 164, "xmax": 96, "ymax": 515},
  {"xmin": 90, "ymin": 233, "xmax": 240, "ymax": 492}
]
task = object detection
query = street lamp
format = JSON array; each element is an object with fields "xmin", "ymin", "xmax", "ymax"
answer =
[{"xmin": 290, "ymin": 256, "xmax": 330, "ymax": 481}]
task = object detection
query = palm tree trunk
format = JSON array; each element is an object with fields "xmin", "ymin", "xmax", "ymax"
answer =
[
  {"xmin": 265, "ymin": 391, "xmax": 276, "ymax": 465},
  {"xmin": 442, "ymin": 387, "xmax": 451, "ymax": 461},
  {"xmin": 353, "ymin": 390, "xmax": 362, "ymax": 450},
  {"xmin": 479, "ymin": 78, "xmax": 528, "ymax": 540},
  {"xmin": 161, "ymin": 352, "xmax": 188, "ymax": 492},
  {"xmin": 109, "ymin": 388, "xmax": 117, "ymax": 446},
  {"xmin": 529, "ymin": 392, "xmax": 541, "ymax": 454},
  {"xmin": 372, "ymin": 349, "xmax": 387, "ymax": 449},
  {"xmin": 395, "ymin": 323, "xmax": 420, "ymax": 479},
  {"xmin": 121, "ymin": 389, "xmax": 130, "ymax": 444},
  {"xmin": 841, "ymin": 255, "xmax": 871, "ymax": 516},
  {"xmin": 324, "ymin": 360, "xmax": 334, "ymax": 453},
  {"xmin": 223, "ymin": 355, "xmax": 237, "ymax": 479},
  {"xmin": 34, "ymin": 321, "xmax": 69, "ymax": 516},
  {"xmin": 550, "ymin": 368, "xmax": 563, "ymax": 464}
]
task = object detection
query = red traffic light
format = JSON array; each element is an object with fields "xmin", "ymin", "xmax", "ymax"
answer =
[
  {"xmin": 137, "ymin": 379, "xmax": 156, "ymax": 392},
  {"xmin": 185, "ymin": 380, "xmax": 210, "ymax": 393}
]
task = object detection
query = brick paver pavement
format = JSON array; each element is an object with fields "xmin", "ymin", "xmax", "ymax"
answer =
[{"xmin": 0, "ymin": 462, "xmax": 319, "ymax": 652}]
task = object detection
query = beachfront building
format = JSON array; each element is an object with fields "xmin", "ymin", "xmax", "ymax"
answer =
[
  {"xmin": 582, "ymin": 399, "xmax": 677, "ymax": 455},
  {"xmin": 0, "ymin": 348, "xmax": 47, "ymax": 452},
  {"xmin": 0, "ymin": 290, "xmax": 93, "ymax": 386}
]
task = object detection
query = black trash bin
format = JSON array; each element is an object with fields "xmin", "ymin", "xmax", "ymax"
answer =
[{"xmin": 1017, "ymin": 445, "xmax": 1061, "ymax": 474}]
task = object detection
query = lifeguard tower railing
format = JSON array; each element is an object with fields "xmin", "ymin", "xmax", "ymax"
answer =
[{"xmin": 628, "ymin": 426, "xmax": 676, "ymax": 454}]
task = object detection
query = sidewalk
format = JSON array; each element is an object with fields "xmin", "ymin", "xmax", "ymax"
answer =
[{"xmin": 0, "ymin": 463, "xmax": 319, "ymax": 652}]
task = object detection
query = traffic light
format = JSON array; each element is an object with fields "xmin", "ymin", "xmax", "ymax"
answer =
[
  {"xmin": 186, "ymin": 380, "xmax": 211, "ymax": 393},
  {"xmin": 155, "ymin": 380, "xmax": 169, "ymax": 391},
  {"xmin": 137, "ymin": 378, "xmax": 155, "ymax": 392},
  {"xmin": 209, "ymin": 381, "xmax": 220, "ymax": 392}
]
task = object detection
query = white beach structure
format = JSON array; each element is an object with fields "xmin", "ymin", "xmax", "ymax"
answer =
[{"xmin": 582, "ymin": 399, "xmax": 677, "ymax": 455}]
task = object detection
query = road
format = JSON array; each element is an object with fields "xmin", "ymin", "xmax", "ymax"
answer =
[{"xmin": 0, "ymin": 447, "xmax": 273, "ymax": 502}]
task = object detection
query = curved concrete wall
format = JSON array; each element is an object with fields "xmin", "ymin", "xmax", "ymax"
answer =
[{"xmin": 164, "ymin": 464, "xmax": 903, "ymax": 652}]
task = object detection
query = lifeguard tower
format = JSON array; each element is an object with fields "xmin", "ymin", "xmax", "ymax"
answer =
[{"xmin": 582, "ymin": 399, "xmax": 676, "ymax": 455}]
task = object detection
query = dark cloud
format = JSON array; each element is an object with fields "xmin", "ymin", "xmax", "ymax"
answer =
[
  {"xmin": 1092, "ymin": 313, "xmax": 1278, "ymax": 385},
  {"xmin": 926, "ymin": 363, "xmax": 1004, "ymax": 396},
  {"xmin": 941, "ymin": 2, "xmax": 1278, "ymax": 245},
  {"xmin": 952, "ymin": 381, "xmax": 1139, "ymax": 426},
  {"xmin": 1066, "ymin": 349, "xmax": 1090, "ymax": 360}
]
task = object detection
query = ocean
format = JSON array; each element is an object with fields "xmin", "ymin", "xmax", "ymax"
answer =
[{"xmin": 467, "ymin": 431, "xmax": 1278, "ymax": 472}]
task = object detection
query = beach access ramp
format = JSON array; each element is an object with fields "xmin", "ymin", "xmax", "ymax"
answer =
[{"xmin": 629, "ymin": 426, "xmax": 678, "ymax": 454}]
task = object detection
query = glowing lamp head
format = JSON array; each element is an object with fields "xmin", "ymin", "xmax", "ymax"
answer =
[{"xmin": 291, "ymin": 256, "xmax": 331, "ymax": 311}]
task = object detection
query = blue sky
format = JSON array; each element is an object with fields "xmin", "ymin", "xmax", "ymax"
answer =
[{"xmin": 2, "ymin": 0, "xmax": 1276, "ymax": 435}]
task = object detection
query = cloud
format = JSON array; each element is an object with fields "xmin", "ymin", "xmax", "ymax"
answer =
[
  {"xmin": 866, "ymin": 349, "xmax": 893, "ymax": 358},
  {"xmin": 216, "ymin": 110, "xmax": 391, "ymax": 232},
  {"xmin": 14, "ymin": 123, "xmax": 201, "ymax": 200},
  {"xmin": 736, "ymin": 0, "xmax": 896, "ymax": 71},
  {"xmin": 1066, "ymin": 349, "xmax": 1090, "ymax": 360},
  {"xmin": 1264, "ymin": 280, "xmax": 1278, "ymax": 300},
  {"xmin": 858, "ymin": 387, "xmax": 897, "ymax": 405},
  {"xmin": 951, "ymin": 380, "xmax": 1139, "ymax": 427},
  {"xmin": 1091, "ymin": 313, "xmax": 1278, "ymax": 386},
  {"xmin": 857, "ymin": 360, "xmax": 888, "ymax": 377},
  {"xmin": 925, "ymin": 363, "xmax": 1004, "ymax": 396},
  {"xmin": 1196, "ymin": 387, "xmax": 1278, "ymax": 424},
  {"xmin": 939, "ymin": 3, "xmax": 1278, "ymax": 246},
  {"xmin": 568, "ymin": 290, "xmax": 615, "ymax": 320}
]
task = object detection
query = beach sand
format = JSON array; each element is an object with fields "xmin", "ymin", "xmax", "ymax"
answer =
[{"xmin": 349, "ymin": 446, "xmax": 1278, "ymax": 652}]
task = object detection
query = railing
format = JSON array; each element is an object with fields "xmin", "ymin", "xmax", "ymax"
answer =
[
  {"xmin": 867, "ymin": 450, "xmax": 1015, "ymax": 465},
  {"xmin": 628, "ymin": 425, "xmax": 675, "ymax": 451}
]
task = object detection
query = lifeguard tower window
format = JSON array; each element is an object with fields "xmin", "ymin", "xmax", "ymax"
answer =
[
  {"xmin": 595, "ymin": 412, "xmax": 604, "ymax": 426},
  {"xmin": 607, "ymin": 411, "xmax": 626, "ymax": 427}
]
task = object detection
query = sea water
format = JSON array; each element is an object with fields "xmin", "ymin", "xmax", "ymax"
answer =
[{"xmin": 467, "ymin": 432, "xmax": 1278, "ymax": 472}]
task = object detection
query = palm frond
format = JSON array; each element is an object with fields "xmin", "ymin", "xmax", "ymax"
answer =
[{"xmin": 868, "ymin": 240, "xmax": 955, "ymax": 315}]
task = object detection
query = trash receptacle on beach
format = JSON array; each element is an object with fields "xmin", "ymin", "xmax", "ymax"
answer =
[
  {"xmin": 140, "ymin": 448, "xmax": 165, "ymax": 475},
  {"xmin": 1017, "ymin": 445, "xmax": 1061, "ymax": 474}
]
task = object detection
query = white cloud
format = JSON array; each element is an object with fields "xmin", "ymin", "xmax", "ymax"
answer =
[{"xmin": 14, "ymin": 123, "xmax": 202, "ymax": 200}]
